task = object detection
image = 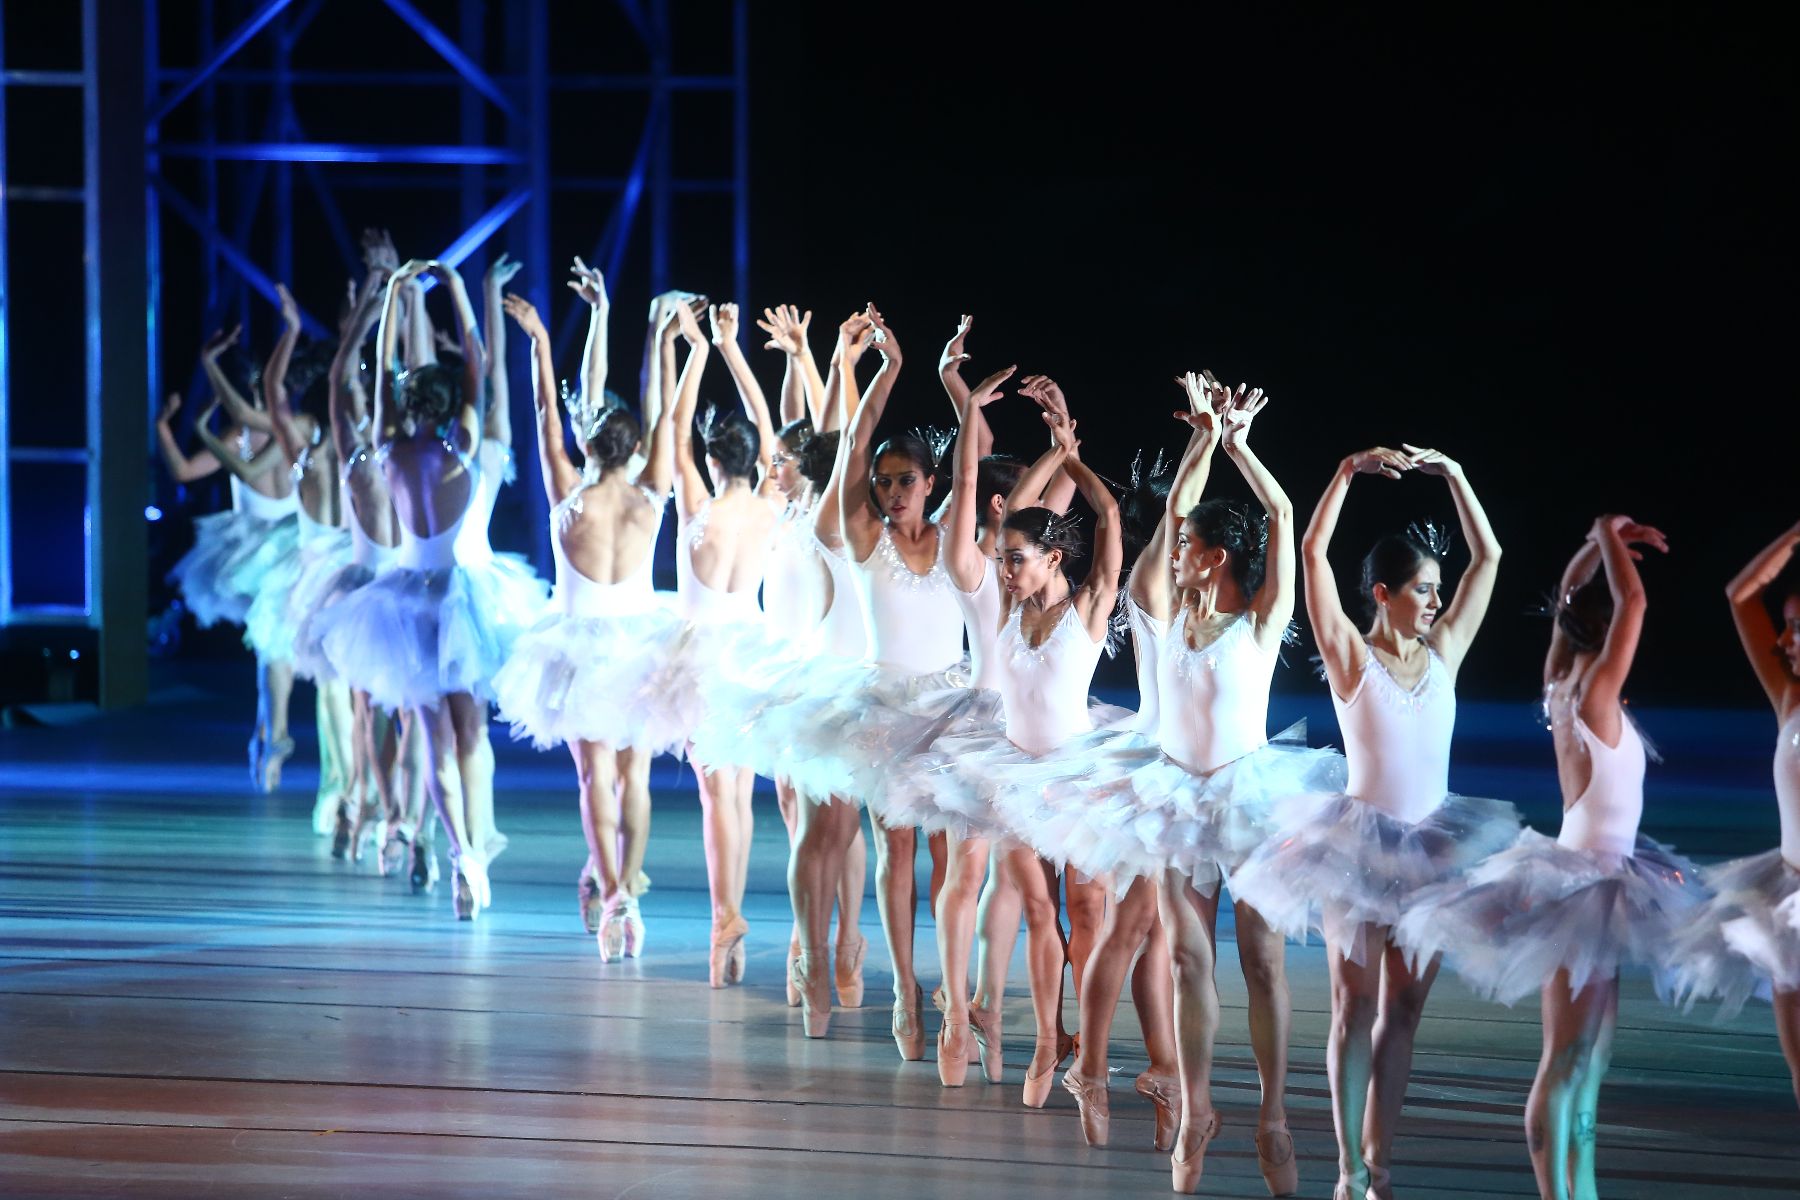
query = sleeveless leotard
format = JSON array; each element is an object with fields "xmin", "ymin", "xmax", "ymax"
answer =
[
  {"xmin": 1556, "ymin": 714, "xmax": 1646, "ymax": 858},
  {"xmin": 955, "ymin": 556, "xmax": 1005, "ymax": 690},
  {"xmin": 852, "ymin": 525, "xmax": 963, "ymax": 676},
  {"xmin": 1332, "ymin": 646, "xmax": 1455, "ymax": 824},
  {"xmin": 997, "ymin": 602, "xmax": 1106, "ymax": 756},
  {"xmin": 1159, "ymin": 612, "xmax": 1277, "ymax": 775}
]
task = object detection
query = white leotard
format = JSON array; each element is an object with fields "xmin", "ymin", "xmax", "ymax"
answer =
[
  {"xmin": 998, "ymin": 602, "xmax": 1106, "ymax": 756},
  {"xmin": 239, "ymin": 483, "xmax": 298, "ymax": 521},
  {"xmin": 1331, "ymin": 646, "xmax": 1455, "ymax": 824},
  {"xmin": 818, "ymin": 539, "xmax": 870, "ymax": 660},
  {"xmin": 1556, "ymin": 713, "xmax": 1646, "ymax": 858},
  {"xmin": 676, "ymin": 506, "xmax": 764, "ymax": 626},
  {"xmin": 1777, "ymin": 708, "xmax": 1800, "ymax": 869},
  {"xmin": 296, "ymin": 506, "xmax": 338, "ymax": 548},
  {"xmin": 955, "ymin": 557, "xmax": 1004, "ymax": 690},
  {"xmin": 851, "ymin": 524, "xmax": 963, "ymax": 676},
  {"xmin": 1160, "ymin": 612, "xmax": 1277, "ymax": 775},
  {"xmin": 453, "ymin": 442, "xmax": 511, "ymax": 567},
  {"xmin": 386, "ymin": 440, "xmax": 476, "ymax": 572},
  {"xmin": 550, "ymin": 485, "xmax": 665, "ymax": 619},
  {"xmin": 764, "ymin": 505, "xmax": 825, "ymax": 651},
  {"xmin": 342, "ymin": 451, "xmax": 394, "ymax": 571}
]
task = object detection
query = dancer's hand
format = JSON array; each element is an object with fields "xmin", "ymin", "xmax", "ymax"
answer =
[
  {"xmin": 968, "ymin": 364, "xmax": 1016, "ymax": 409},
  {"xmin": 502, "ymin": 293, "xmax": 548, "ymax": 341},
  {"xmin": 393, "ymin": 258, "xmax": 431, "ymax": 283},
  {"xmin": 865, "ymin": 303, "xmax": 901, "ymax": 367},
  {"xmin": 1348, "ymin": 446, "xmax": 1413, "ymax": 480},
  {"xmin": 674, "ymin": 299, "xmax": 707, "ymax": 347},
  {"xmin": 276, "ymin": 283, "xmax": 302, "ymax": 333},
  {"xmin": 939, "ymin": 314, "xmax": 974, "ymax": 376},
  {"xmin": 1043, "ymin": 409, "xmax": 1079, "ymax": 455},
  {"xmin": 708, "ymin": 301, "xmax": 740, "ymax": 347},
  {"xmin": 1219, "ymin": 384, "xmax": 1269, "ymax": 448},
  {"xmin": 158, "ymin": 393, "xmax": 182, "ymax": 426},
  {"xmin": 1591, "ymin": 514, "xmax": 1669, "ymax": 559},
  {"xmin": 834, "ymin": 310, "xmax": 875, "ymax": 365},
  {"xmin": 1172, "ymin": 371, "xmax": 1221, "ymax": 437},
  {"xmin": 1018, "ymin": 374, "xmax": 1068, "ymax": 417},
  {"xmin": 1400, "ymin": 444, "xmax": 1459, "ymax": 477},
  {"xmin": 361, "ymin": 228, "xmax": 399, "ymax": 273},
  {"xmin": 482, "ymin": 251, "xmax": 522, "ymax": 291},
  {"xmin": 756, "ymin": 304, "xmax": 811, "ymax": 356},
  {"xmin": 201, "ymin": 325, "xmax": 241, "ymax": 361},
  {"xmin": 565, "ymin": 256, "xmax": 607, "ymax": 309}
]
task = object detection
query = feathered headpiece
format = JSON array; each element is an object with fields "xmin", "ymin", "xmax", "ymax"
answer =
[
  {"xmin": 909, "ymin": 424, "xmax": 954, "ymax": 469},
  {"xmin": 1407, "ymin": 518, "xmax": 1455, "ymax": 558}
]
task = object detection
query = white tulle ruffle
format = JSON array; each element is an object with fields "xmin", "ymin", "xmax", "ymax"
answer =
[
  {"xmin": 314, "ymin": 557, "xmax": 549, "ymax": 710},
  {"xmin": 1664, "ymin": 848, "xmax": 1800, "ymax": 1017},
  {"xmin": 494, "ymin": 605, "xmax": 703, "ymax": 754},
  {"xmin": 244, "ymin": 528, "xmax": 352, "ymax": 665},
  {"xmin": 167, "ymin": 510, "xmax": 298, "ymax": 628},
  {"xmin": 983, "ymin": 722, "xmax": 1348, "ymax": 894},
  {"xmin": 1393, "ymin": 830, "xmax": 1706, "ymax": 1005},
  {"xmin": 1228, "ymin": 789, "xmax": 1522, "ymax": 964},
  {"xmin": 292, "ymin": 561, "xmax": 380, "ymax": 681}
]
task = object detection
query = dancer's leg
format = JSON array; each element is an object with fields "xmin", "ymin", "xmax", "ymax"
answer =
[
  {"xmin": 1072, "ymin": 876, "xmax": 1160, "ymax": 1079},
  {"xmin": 975, "ymin": 847, "xmax": 1023, "ymax": 1013},
  {"xmin": 314, "ymin": 682, "xmax": 351, "ymax": 833},
  {"xmin": 777, "ymin": 778, "xmax": 803, "ymax": 953},
  {"xmin": 936, "ymin": 833, "xmax": 990, "ymax": 1023},
  {"xmin": 1065, "ymin": 872, "xmax": 1109, "ymax": 998},
  {"xmin": 416, "ymin": 701, "xmax": 468, "ymax": 854},
  {"xmin": 1234, "ymin": 898, "xmax": 1294, "ymax": 1132},
  {"xmin": 1363, "ymin": 934, "xmax": 1441, "ymax": 1191},
  {"xmin": 255, "ymin": 656, "xmax": 296, "ymax": 789},
  {"xmin": 732, "ymin": 767, "xmax": 756, "ymax": 915},
  {"xmin": 1132, "ymin": 902, "xmax": 1179, "ymax": 1074},
  {"xmin": 1565, "ymin": 975, "xmax": 1618, "ymax": 1200},
  {"xmin": 688, "ymin": 752, "xmax": 745, "ymax": 927},
  {"xmin": 1525, "ymin": 969, "xmax": 1613, "ymax": 1200},
  {"xmin": 1776, "ymin": 986, "xmax": 1800, "ymax": 1110},
  {"xmin": 1011, "ymin": 846, "xmax": 1069, "ymax": 1090},
  {"xmin": 837, "ymin": 819, "xmax": 868, "ymax": 948},
  {"xmin": 792, "ymin": 795, "xmax": 857, "ymax": 953},
  {"xmin": 571, "ymin": 739, "xmax": 623, "ymax": 898},
  {"xmin": 1324, "ymin": 919, "xmax": 1383, "ymax": 1194},
  {"xmin": 616, "ymin": 748, "xmax": 653, "ymax": 887},
  {"xmin": 927, "ymin": 829, "xmax": 948, "ymax": 918},
  {"xmin": 1157, "ymin": 872, "xmax": 1223, "ymax": 1144},
  {"xmin": 873, "ymin": 815, "xmax": 921, "ymax": 1001},
  {"xmin": 456, "ymin": 699, "xmax": 498, "ymax": 861}
]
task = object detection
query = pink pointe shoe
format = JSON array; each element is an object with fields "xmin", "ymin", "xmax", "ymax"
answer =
[
  {"xmin": 937, "ymin": 1018, "xmax": 972, "ymax": 1087},
  {"xmin": 792, "ymin": 948, "xmax": 832, "ymax": 1037},
  {"xmin": 891, "ymin": 984, "xmax": 925, "ymax": 1061},
  {"xmin": 968, "ymin": 1003, "xmax": 1003, "ymax": 1083},
  {"xmin": 709, "ymin": 913, "xmax": 748, "ymax": 989},
  {"xmin": 1134, "ymin": 1070, "xmax": 1181, "ymax": 1153},
  {"xmin": 1170, "ymin": 1110, "xmax": 1220, "ymax": 1194},
  {"xmin": 834, "ymin": 932, "xmax": 867, "ymax": 1009},
  {"xmin": 1061, "ymin": 1066, "xmax": 1110, "ymax": 1146},
  {"xmin": 1255, "ymin": 1123, "xmax": 1299, "ymax": 1196},
  {"xmin": 1021, "ymin": 1031, "xmax": 1075, "ymax": 1108}
]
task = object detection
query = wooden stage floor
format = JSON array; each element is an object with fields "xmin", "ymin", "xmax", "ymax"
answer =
[{"xmin": 1, "ymin": 672, "xmax": 1796, "ymax": 1198}]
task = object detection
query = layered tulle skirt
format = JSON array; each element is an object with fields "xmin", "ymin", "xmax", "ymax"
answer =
[
  {"xmin": 978, "ymin": 723, "xmax": 1348, "ymax": 894},
  {"xmin": 313, "ymin": 558, "xmax": 549, "ymax": 711},
  {"xmin": 1664, "ymin": 849, "xmax": 1800, "ymax": 1016},
  {"xmin": 493, "ymin": 604, "xmax": 699, "ymax": 754},
  {"xmin": 292, "ymin": 561, "xmax": 381, "ymax": 682},
  {"xmin": 244, "ymin": 529, "xmax": 352, "ymax": 665},
  {"xmin": 167, "ymin": 510, "xmax": 298, "ymax": 629},
  {"xmin": 1229, "ymin": 790, "xmax": 1522, "ymax": 964},
  {"xmin": 693, "ymin": 658, "xmax": 973, "ymax": 806},
  {"xmin": 1392, "ymin": 831, "xmax": 1706, "ymax": 1004}
]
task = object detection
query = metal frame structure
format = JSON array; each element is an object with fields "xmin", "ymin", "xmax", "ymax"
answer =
[{"xmin": 0, "ymin": 1, "xmax": 749, "ymax": 704}]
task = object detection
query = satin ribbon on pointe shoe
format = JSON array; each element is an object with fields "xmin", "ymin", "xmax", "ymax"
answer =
[
  {"xmin": 1255, "ymin": 1124, "xmax": 1299, "ymax": 1196},
  {"xmin": 709, "ymin": 913, "xmax": 748, "ymax": 988},
  {"xmin": 1061, "ymin": 1066, "xmax": 1111, "ymax": 1145},
  {"xmin": 1133, "ymin": 1070, "xmax": 1181, "ymax": 1153},
  {"xmin": 1170, "ymin": 1110, "xmax": 1221, "ymax": 1195},
  {"xmin": 834, "ymin": 933, "xmax": 867, "ymax": 1009},
  {"xmin": 1020, "ymin": 1032, "xmax": 1075, "ymax": 1108},
  {"xmin": 891, "ymin": 984, "xmax": 925, "ymax": 1060},
  {"xmin": 792, "ymin": 948, "xmax": 832, "ymax": 1038}
]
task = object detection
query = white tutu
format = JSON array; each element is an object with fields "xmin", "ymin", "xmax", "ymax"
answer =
[
  {"xmin": 694, "ymin": 659, "xmax": 974, "ymax": 806},
  {"xmin": 292, "ymin": 561, "xmax": 380, "ymax": 682},
  {"xmin": 313, "ymin": 558, "xmax": 549, "ymax": 711},
  {"xmin": 244, "ymin": 527, "xmax": 352, "ymax": 665},
  {"xmin": 492, "ymin": 605, "xmax": 695, "ymax": 753},
  {"xmin": 875, "ymin": 696, "xmax": 1137, "ymax": 843},
  {"xmin": 167, "ymin": 510, "xmax": 297, "ymax": 628},
  {"xmin": 1664, "ymin": 849, "xmax": 1800, "ymax": 1016},
  {"xmin": 1393, "ymin": 830, "xmax": 1706, "ymax": 1004},
  {"xmin": 1229, "ymin": 789, "xmax": 1522, "ymax": 964},
  {"xmin": 984, "ymin": 722, "xmax": 1348, "ymax": 895}
]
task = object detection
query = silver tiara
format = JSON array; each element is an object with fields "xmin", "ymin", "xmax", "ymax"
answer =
[
  {"xmin": 697, "ymin": 402, "xmax": 726, "ymax": 443},
  {"xmin": 1408, "ymin": 519, "xmax": 1454, "ymax": 557},
  {"xmin": 1129, "ymin": 446, "xmax": 1171, "ymax": 490},
  {"xmin": 910, "ymin": 424, "xmax": 953, "ymax": 468}
]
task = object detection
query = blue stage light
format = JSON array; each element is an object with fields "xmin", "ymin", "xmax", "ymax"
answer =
[{"xmin": 145, "ymin": 505, "xmax": 163, "ymax": 521}]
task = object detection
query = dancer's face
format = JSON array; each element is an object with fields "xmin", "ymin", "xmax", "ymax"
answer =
[
  {"xmin": 999, "ymin": 530, "xmax": 1061, "ymax": 600},
  {"xmin": 1375, "ymin": 559, "xmax": 1444, "ymax": 639},
  {"xmin": 1171, "ymin": 521, "xmax": 1227, "ymax": 592},
  {"xmin": 1780, "ymin": 594, "xmax": 1800, "ymax": 675},
  {"xmin": 771, "ymin": 438, "xmax": 805, "ymax": 499},
  {"xmin": 872, "ymin": 453, "xmax": 933, "ymax": 524}
]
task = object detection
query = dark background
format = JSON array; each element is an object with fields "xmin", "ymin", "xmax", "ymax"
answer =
[{"xmin": 6, "ymin": 3, "xmax": 1793, "ymax": 708}]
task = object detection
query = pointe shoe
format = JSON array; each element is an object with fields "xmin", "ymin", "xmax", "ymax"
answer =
[
  {"xmin": 579, "ymin": 870, "xmax": 603, "ymax": 935},
  {"xmin": 260, "ymin": 735, "xmax": 294, "ymax": 793},
  {"xmin": 1062, "ymin": 1067, "xmax": 1111, "ymax": 1146},
  {"xmin": 709, "ymin": 914, "xmax": 748, "ymax": 989},
  {"xmin": 1364, "ymin": 1164, "xmax": 1392, "ymax": 1200},
  {"xmin": 937, "ymin": 1018, "xmax": 972, "ymax": 1087},
  {"xmin": 786, "ymin": 939, "xmax": 802, "ymax": 1007},
  {"xmin": 792, "ymin": 948, "xmax": 832, "ymax": 1038},
  {"xmin": 834, "ymin": 933, "xmax": 867, "ymax": 1009},
  {"xmin": 631, "ymin": 869, "xmax": 652, "ymax": 896},
  {"xmin": 482, "ymin": 830, "xmax": 509, "ymax": 865},
  {"xmin": 409, "ymin": 839, "xmax": 437, "ymax": 893},
  {"xmin": 453, "ymin": 855, "xmax": 491, "ymax": 921},
  {"xmin": 454, "ymin": 870, "xmax": 476, "ymax": 920},
  {"xmin": 891, "ymin": 984, "xmax": 925, "ymax": 1061},
  {"xmin": 309, "ymin": 784, "xmax": 338, "ymax": 836},
  {"xmin": 1331, "ymin": 1168, "xmax": 1371, "ymax": 1200},
  {"xmin": 727, "ymin": 922, "xmax": 749, "ymax": 984},
  {"xmin": 248, "ymin": 732, "xmax": 266, "ymax": 795},
  {"xmin": 352, "ymin": 812, "xmax": 383, "ymax": 865},
  {"xmin": 621, "ymin": 896, "xmax": 646, "ymax": 959},
  {"xmin": 331, "ymin": 806, "xmax": 353, "ymax": 860},
  {"xmin": 597, "ymin": 900, "xmax": 627, "ymax": 962},
  {"xmin": 1134, "ymin": 1070, "xmax": 1181, "ymax": 1153},
  {"xmin": 968, "ymin": 1003, "xmax": 1004, "ymax": 1083},
  {"xmin": 1021, "ymin": 1032, "xmax": 1076, "ymax": 1108},
  {"xmin": 1255, "ymin": 1124, "xmax": 1299, "ymax": 1197},
  {"xmin": 1170, "ymin": 1110, "xmax": 1221, "ymax": 1194}
]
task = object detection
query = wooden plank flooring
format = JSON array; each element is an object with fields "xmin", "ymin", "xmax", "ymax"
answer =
[{"xmin": 1, "ymin": 677, "xmax": 1795, "ymax": 1197}]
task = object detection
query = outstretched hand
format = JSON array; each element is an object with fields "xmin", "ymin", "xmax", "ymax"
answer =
[
  {"xmin": 1042, "ymin": 408, "xmax": 1079, "ymax": 455},
  {"xmin": 486, "ymin": 252, "xmax": 524, "ymax": 290},
  {"xmin": 756, "ymin": 304, "xmax": 812, "ymax": 355},
  {"xmin": 564, "ymin": 256, "xmax": 607, "ymax": 308},
  {"xmin": 158, "ymin": 393, "xmax": 182, "ymax": 425},
  {"xmin": 1592, "ymin": 514, "xmax": 1670, "ymax": 560},
  {"xmin": 202, "ymin": 325, "xmax": 241, "ymax": 361},
  {"xmin": 939, "ymin": 314, "xmax": 974, "ymax": 375},
  {"xmin": 674, "ymin": 299, "xmax": 707, "ymax": 346},
  {"xmin": 360, "ymin": 228, "xmax": 399, "ymax": 274},
  {"xmin": 1349, "ymin": 446, "xmax": 1415, "ymax": 480},
  {"xmin": 1018, "ymin": 374, "xmax": 1068, "ymax": 416},
  {"xmin": 1172, "ymin": 371, "xmax": 1221, "ymax": 436},
  {"xmin": 967, "ymin": 364, "xmax": 1016, "ymax": 409},
  {"xmin": 836, "ymin": 310, "xmax": 875, "ymax": 363},
  {"xmin": 502, "ymin": 293, "xmax": 548, "ymax": 340},
  {"xmin": 708, "ymin": 302, "xmax": 740, "ymax": 347},
  {"xmin": 275, "ymin": 284, "xmax": 301, "ymax": 332},
  {"xmin": 864, "ymin": 303, "xmax": 901, "ymax": 366},
  {"xmin": 1400, "ymin": 443, "xmax": 1459, "ymax": 477},
  {"xmin": 1218, "ymin": 383, "xmax": 1269, "ymax": 446}
]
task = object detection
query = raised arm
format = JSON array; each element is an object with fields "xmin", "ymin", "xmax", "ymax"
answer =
[
  {"xmin": 822, "ymin": 310, "xmax": 875, "ymax": 436},
  {"xmin": 1133, "ymin": 373, "xmax": 1221, "ymax": 620},
  {"xmin": 837, "ymin": 305, "xmax": 903, "ymax": 555},
  {"xmin": 155, "ymin": 393, "xmax": 221, "ymax": 482},
  {"xmin": 1405, "ymin": 444, "xmax": 1502, "ymax": 674},
  {"xmin": 709, "ymin": 302, "xmax": 779, "ymax": 483},
  {"xmin": 371, "ymin": 262, "xmax": 425, "ymax": 451},
  {"xmin": 636, "ymin": 310, "xmax": 683, "ymax": 500},
  {"xmin": 504, "ymin": 293, "xmax": 580, "ymax": 507},
  {"xmin": 263, "ymin": 284, "xmax": 310, "ymax": 464},
  {"xmin": 425, "ymin": 261, "xmax": 485, "ymax": 453},
  {"xmin": 1575, "ymin": 515, "xmax": 1662, "ymax": 740},
  {"xmin": 330, "ymin": 272, "xmax": 385, "ymax": 461},
  {"xmin": 200, "ymin": 325, "xmax": 270, "ymax": 435},
  {"xmin": 1218, "ymin": 386, "xmax": 1296, "ymax": 641},
  {"xmin": 1306, "ymin": 446, "xmax": 1414, "ymax": 697},
  {"xmin": 945, "ymin": 364, "xmax": 1016, "ymax": 591},
  {"xmin": 937, "ymin": 315, "xmax": 997, "ymax": 457},
  {"xmin": 565, "ymin": 255, "xmax": 608, "ymax": 420},
  {"xmin": 194, "ymin": 398, "xmax": 283, "ymax": 484},
  {"xmin": 669, "ymin": 302, "xmax": 713, "ymax": 519},
  {"xmin": 406, "ymin": 273, "xmax": 438, "ymax": 368},
  {"xmin": 1727, "ymin": 521, "xmax": 1800, "ymax": 711},
  {"xmin": 757, "ymin": 305, "xmax": 826, "ymax": 427},
  {"xmin": 482, "ymin": 254, "xmax": 522, "ymax": 446},
  {"xmin": 1043, "ymin": 411, "xmax": 1124, "ymax": 642}
]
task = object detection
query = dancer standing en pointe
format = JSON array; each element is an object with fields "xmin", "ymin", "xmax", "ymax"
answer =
[
  {"xmin": 1666, "ymin": 520, "xmax": 1800, "ymax": 1107},
  {"xmin": 1396, "ymin": 515, "xmax": 1704, "ymax": 1200},
  {"xmin": 1231, "ymin": 443, "xmax": 1518, "ymax": 1200}
]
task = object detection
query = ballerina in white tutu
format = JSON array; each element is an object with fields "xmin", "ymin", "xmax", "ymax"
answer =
[
  {"xmin": 491, "ymin": 277, "xmax": 686, "ymax": 959},
  {"xmin": 1665, "ymin": 520, "xmax": 1800, "ymax": 1106},
  {"xmin": 162, "ymin": 326, "xmax": 303, "ymax": 792},
  {"xmin": 1229, "ymin": 442, "xmax": 1515, "ymax": 1200},
  {"xmin": 316, "ymin": 258, "xmax": 529, "ymax": 920},
  {"xmin": 1397, "ymin": 516, "xmax": 1704, "ymax": 1199}
]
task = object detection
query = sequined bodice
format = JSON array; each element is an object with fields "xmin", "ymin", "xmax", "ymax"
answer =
[
  {"xmin": 851, "ymin": 525, "xmax": 963, "ymax": 676},
  {"xmin": 998, "ymin": 601, "xmax": 1104, "ymax": 756},
  {"xmin": 1158, "ymin": 612, "xmax": 1276, "ymax": 775},
  {"xmin": 1332, "ymin": 645, "xmax": 1455, "ymax": 823}
]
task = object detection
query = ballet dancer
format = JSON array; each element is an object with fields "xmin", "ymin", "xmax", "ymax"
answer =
[
  {"xmin": 1231, "ymin": 443, "xmax": 1517, "ymax": 1200},
  {"xmin": 1667, "ymin": 520, "xmax": 1800, "ymax": 1106}
]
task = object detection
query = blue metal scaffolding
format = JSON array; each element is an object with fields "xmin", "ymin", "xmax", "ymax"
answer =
[{"xmin": 0, "ymin": 0, "xmax": 750, "ymax": 704}]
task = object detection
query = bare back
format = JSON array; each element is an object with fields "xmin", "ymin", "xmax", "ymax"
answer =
[
  {"xmin": 685, "ymin": 485, "xmax": 780, "ymax": 594},
  {"xmin": 559, "ymin": 471, "xmax": 665, "ymax": 585},
  {"xmin": 381, "ymin": 429, "xmax": 476, "ymax": 539},
  {"xmin": 343, "ymin": 445, "xmax": 397, "ymax": 548},
  {"xmin": 294, "ymin": 429, "xmax": 341, "ymax": 526}
]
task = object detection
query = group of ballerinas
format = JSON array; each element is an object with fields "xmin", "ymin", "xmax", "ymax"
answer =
[{"xmin": 158, "ymin": 239, "xmax": 1800, "ymax": 1199}]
